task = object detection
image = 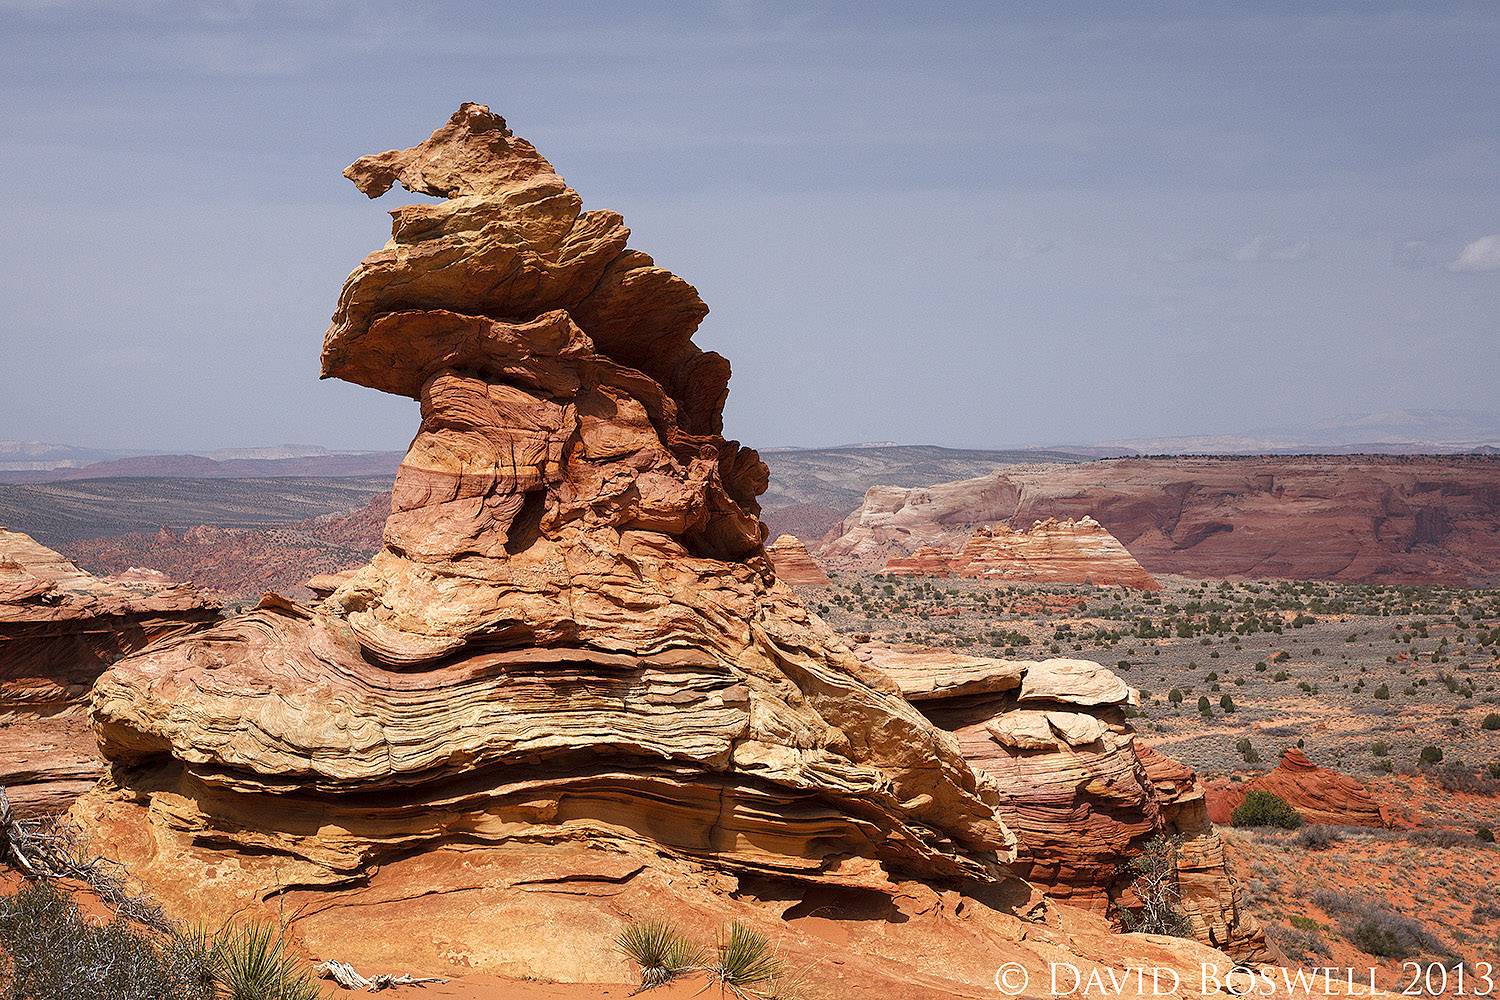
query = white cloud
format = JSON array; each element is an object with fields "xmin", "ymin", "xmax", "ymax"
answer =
[{"xmin": 1450, "ymin": 235, "xmax": 1500, "ymax": 272}]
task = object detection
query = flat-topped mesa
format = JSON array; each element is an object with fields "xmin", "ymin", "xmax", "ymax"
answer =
[{"xmin": 76, "ymin": 107, "xmax": 1020, "ymax": 975}]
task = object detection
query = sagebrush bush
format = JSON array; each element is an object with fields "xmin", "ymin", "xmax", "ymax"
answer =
[
  {"xmin": 1231, "ymin": 791, "xmax": 1303, "ymax": 829},
  {"xmin": 1313, "ymin": 889, "xmax": 1451, "ymax": 962},
  {"xmin": 1292, "ymin": 825, "xmax": 1344, "ymax": 850},
  {"xmin": 0, "ymin": 880, "xmax": 321, "ymax": 1000},
  {"xmin": 0, "ymin": 880, "xmax": 213, "ymax": 1000}
]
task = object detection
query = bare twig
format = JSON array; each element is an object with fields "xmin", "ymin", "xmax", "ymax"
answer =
[
  {"xmin": 317, "ymin": 959, "xmax": 449, "ymax": 991},
  {"xmin": 0, "ymin": 785, "xmax": 170, "ymax": 931}
]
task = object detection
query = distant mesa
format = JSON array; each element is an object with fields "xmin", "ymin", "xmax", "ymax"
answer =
[
  {"xmin": 1206, "ymin": 748, "xmax": 1398, "ymax": 829},
  {"xmin": 0, "ymin": 528, "xmax": 218, "ymax": 817},
  {"xmin": 765, "ymin": 533, "xmax": 831, "ymax": 586},
  {"xmin": 819, "ymin": 456, "xmax": 1500, "ymax": 587},
  {"xmin": 883, "ymin": 516, "xmax": 1160, "ymax": 590}
]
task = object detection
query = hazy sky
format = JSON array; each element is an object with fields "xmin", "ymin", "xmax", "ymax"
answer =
[{"xmin": 2, "ymin": 1, "xmax": 1496, "ymax": 452}]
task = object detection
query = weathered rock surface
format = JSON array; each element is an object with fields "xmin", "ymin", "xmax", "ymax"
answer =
[
  {"xmin": 0, "ymin": 528, "xmax": 217, "ymax": 815},
  {"xmin": 765, "ymin": 533, "xmax": 831, "ymax": 586},
  {"xmin": 820, "ymin": 457, "xmax": 1500, "ymax": 586},
  {"xmin": 75, "ymin": 107, "xmax": 1030, "ymax": 978},
  {"xmin": 884, "ymin": 517, "xmax": 1159, "ymax": 590},
  {"xmin": 1206, "ymin": 749, "xmax": 1395, "ymax": 828},
  {"xmin": 853, "ymin": 642, "xmax": 1270, "ymax": 961}
]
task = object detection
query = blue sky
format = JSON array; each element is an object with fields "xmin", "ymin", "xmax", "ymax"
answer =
[{"xmin": 2, "ymin": 1, "xmax": 1496, "ymax": 450}]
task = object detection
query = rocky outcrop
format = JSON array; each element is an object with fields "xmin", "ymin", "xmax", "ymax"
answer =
[
  {"xmin": 883, "ymin": 517, "xmax": 1160, "ymax": 590},
  {"xmin": 0, "ymin": 529, "xmax": 217, "ymax": 816},
  {"xmin": 1206, "ymin": 749, "xmax": 1394, "ymax": 828},
  {"xmin": 74, "ymin": 106, "xmax": 1029, "ymax": 979},
  {"xmin": 820, "ymin": 457, "xmax": 1500, "ymax": 586},
  {"xmin": 765, "ymin": 534, "xmax": 831, "ymax": 586},
  {"xmin": 854, "ymin": 642, "xmax": 1269, "ymax": 961}
]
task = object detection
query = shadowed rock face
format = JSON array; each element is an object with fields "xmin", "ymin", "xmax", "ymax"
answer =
[
  {"xmin": 0, "ymin": 529, "xmax": 218, "ymax": 816},
  {"xmin": 75, "ymin": 107, "xmax": 1022, "ymax": 972}
]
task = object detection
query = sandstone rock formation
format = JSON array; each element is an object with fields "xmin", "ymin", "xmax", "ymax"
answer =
[
  {"xmin": 0, "ymin": 528, "xmax": 217, "ymax": 816},
  {"xmin": 765, "ymin": 533, "xmax": 831, "ymax": 586},
  {"xmin": 884, "ymin": 516, "xmax": 1160, "ymax": 590},
  {"xmin": 853, "ymin": 641, "xmax": 1269, "ymax": 961},
  {"xmin": 73, "ymin": 106, "xmax": 1034, "ymax": 978},
  {"xmin": 819, "ymin": 457, "xmax": 1500, "ymax": 585},
  {"xmin": 1206, "ymin": 749, "xmax": 1394, "ymax": 828}
]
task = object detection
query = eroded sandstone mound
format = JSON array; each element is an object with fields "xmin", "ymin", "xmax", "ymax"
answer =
[
  {"xmin": 74, "ymin": 106, "xmax": 1027, "ymax": 977},
  {"xmin": 855, "ymin": 641, "xmax": 1268, "ymax": 960},
  {"xmin": 820, "ymin": 457, "xmax": 1500, "ymax": 585},
  {"xmin": 884, "ymin": 516, "xmax": 1160, "ymax": 590},
  {"xmin": 765, "ymin": 533, "xmax": 831, "ymax": 586},
  {"xmin": 1206, "ymin": 749, "xmax": 1395, "ymax": 828},
  {"xmin": 0, "ymin": 529, "xmax": 217, "ymax": 816}
]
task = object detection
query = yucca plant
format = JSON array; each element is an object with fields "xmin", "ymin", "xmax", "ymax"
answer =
[
  {"xmin": 616, "ymin": 921, "xmax": 707, "ymax": 992},
  {"xmin": 211, "ymin": 922, "xmax": 323, "ymax": 1000},
  {"xmin": 711, "ymin": 922, "xmax": 784, "ymax": 998}
]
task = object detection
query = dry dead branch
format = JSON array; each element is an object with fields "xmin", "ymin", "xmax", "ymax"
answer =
[{"xmin": 317, "ymin": 958, "xmax": 448, "ymax": 991}]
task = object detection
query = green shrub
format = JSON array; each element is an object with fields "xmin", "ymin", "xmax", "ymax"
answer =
[
  {"xmin": 1231, "ymin": 790, "xmax": 1303, "ymax": 829},
  {"xmin": 1482, "ymin": 713, "xmax": 1500, "ymax": 731},
  {"xmin": 1418, "ymin": 745, "xmax": 1443, "ymax": 766},
  {"xmin": 1373, "ymin": 684, "xmax": 1391, "ymax": 699},
  {"xmin": 1220, "ymin": 694, "xmax": 1236, "ymax": 713},
  {"xmin": 1370, "ymin": 740, "xmax": 1390, "ymax": 756},
  {"xmin": 1477, "ymin": 826, "xmax": 1496, "ymax": 844}
]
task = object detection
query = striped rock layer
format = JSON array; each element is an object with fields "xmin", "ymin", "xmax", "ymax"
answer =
[
  {"xmin": 0, "ymin": 529, "xmax": 218, "ymax": 816},
  {"xmin": 1206, "ymin": 748, "xmax": 1396, "ymax": 828},
  {"xmin": 73, "ymin": 106, "xmax": 1024, "ymax": 976},
  {"xmin": 856, "ymin": 641, "xmax": 1270, "ymax": 961},
  {"xmin": 765, "ymin": 533, "xmax": 832, "ymax": 586},
  {"xmin": 883, "ymin": 516, "xmax": 1160, "ymax": 590}
]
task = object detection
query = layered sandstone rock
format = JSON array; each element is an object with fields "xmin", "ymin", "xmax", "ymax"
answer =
[
  {"xmin": 0, "ymin": 529, "xmax": 217, "ymax": 816},
  {"xmin": 820, "ymin": 457, "xmax": 1500, "ymax": 585},
  {"xmin": 1206, "ymin": 749, "xmax": 1394, "ymax": 828},
  {"xmin": 883, "ymin": 517, "xmax": 1159, "ymax": 590},
  {"xmin": 75, "ymin": 107, "xmax": 1027, "ymax": 978},
  {"xmin": 765, "ymin": 533, "xmax": 831, "ymax": 586},
  {"xmin": 855, "ymin": 642, "xmax": 1269, "ymax": 961}
]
